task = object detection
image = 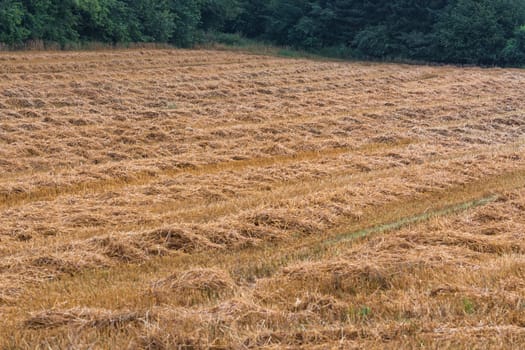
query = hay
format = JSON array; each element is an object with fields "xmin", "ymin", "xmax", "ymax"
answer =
[
  {"xmin": 209, "ymin": 298, "xmax": 280, "ymax": 327},
  {"xmin": 87, "ymin": 236, "xmax": 148, "ymax": 263},
  {"xmin": 290, "ymin": 292, "xmax": 348, "ymax": 321},
  {"xmin": 282, "ymin": 260, "xmax": 392, "ymax": 293},
  {"xmin": 24, "ymin": 307, "xmax": 149, "ymax": 330},
  {"xmin": 3, "ymin": 49, "xmax": 525, "ymax": 348},
  {"xmin": 154, "ymin": 268, "xmax": 236, "ymax": 298},
  {"xmin": 145, "ymin": 228, "xmax": 223, "ymax": 252},
  {"xmin": 248, "ymin": 210, "xmax": 320, "ymax": 235}
]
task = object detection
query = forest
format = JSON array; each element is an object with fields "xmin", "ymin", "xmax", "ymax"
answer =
[{"xmin": 1, "ymin": 0, "xmax": 525, "ymax": 65}]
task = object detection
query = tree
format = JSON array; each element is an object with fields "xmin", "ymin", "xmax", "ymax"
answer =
[
  {"xmin": 129, "ymin": 0, "xmax": 175, "ymax": 42},
  {"xmin": 0, "ymin": 0, "xmax": 523, "ymax": 66},
  {"xmin": 353, "ymin": 25, "xmax": 395, "ymax": 57},
  {"xmin": 265, "ymin": 0, "xmax": 311, "ymax": 46},
  {"xmin": 76, "ymin": 0, "xmax": 136, "ymax": 43},
  {"xmin": 0, "ymin": 0, "xmax": 30, "ymax": 44},
  {"xmin": 170, "ymin": 0, "xmax": 201, "ymax": 47},
  {"xmin": 227, "ymin": 0, "xmax": 269, "ymax": 38},
  {"xmin": 433, "ymin": 0, "xmax": 523, "ymax": 64},
  {"xmin": 21, "ymin": 0, "xmax": 79, "ymax": 45},
  {"xmin": 502, "ymin": 25, "xmax": 525, "ymax": 65},
  {"xmin": 200, "ymin": 0, "xmax": 241, "ymax": 32}
]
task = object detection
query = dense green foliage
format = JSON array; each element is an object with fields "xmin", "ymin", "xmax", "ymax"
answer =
[
  {"xmin": 0, "ymin": 0, "xmax": 203, "ymax": 46},
  {"xmin": 1, "ymin": 0, "xmax": 525, "ymax": 65}
]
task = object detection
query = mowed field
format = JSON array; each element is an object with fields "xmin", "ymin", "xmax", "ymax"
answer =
[{"xmin": 1, "ymin": 49, "xmax": 525, "ymax": 349}]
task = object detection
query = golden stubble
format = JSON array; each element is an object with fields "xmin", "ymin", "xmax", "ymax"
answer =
[{"xmin": 1, "ymin": 48, "xmax": 525, "ymax": 349}]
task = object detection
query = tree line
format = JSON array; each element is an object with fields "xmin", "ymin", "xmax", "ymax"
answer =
[{"xmin": 1, "ymin": 0, "xmax": 525, "ymax": 65}]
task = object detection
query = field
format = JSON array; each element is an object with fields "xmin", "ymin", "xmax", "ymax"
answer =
[{"xmin": 1, "ymin": 49, "xmax": 525, "ymax": 349}]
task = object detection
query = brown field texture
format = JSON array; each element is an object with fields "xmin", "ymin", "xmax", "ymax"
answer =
[{"xmin": 0, "ymin": 49, "xmax": 525, "ymax": 349}]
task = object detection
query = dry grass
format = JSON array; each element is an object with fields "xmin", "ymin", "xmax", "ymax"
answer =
[
  {"xmin": 151, "ymin": 268, "xmax": 236, "ymax": 306},
  {"xmin": 1, "ymin": 48, "xmax": 525, "ymax": 349},
  {"xmin": 24, "ymin": 308, "xmax": 148, "ymax": 330}
]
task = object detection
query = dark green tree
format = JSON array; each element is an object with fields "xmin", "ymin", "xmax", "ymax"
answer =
[
  {"xmin": 76, "ymin": 0, "xmax": 136, "ymax": 43},
  {"xmin": 433, "ymin": 0, "xmax": 525, "ymax": 64},
  {"xmin": 170, "ymin": 0, "xmax": 202, "ymax": 46},
  {"xmin": 200, "ymin": 0, "xmax": 241, "ymax": 31},
  {"xmin": 227, "ymin": 0, "xmax": 269, "ymax": 37},
  {"xmin": 502, "ymin": 25, "xmax": 525, "ymax": 65},
  {"xmin": 265, "ymin": 0, "xmax": 311, "ymax": 45},
  {"xmin": 130, "ymin": 0, "xmax": 175, "ymax": 42},
  {"xmin": 21, "ymin": 0, "xmax": 79, "ymax": 45},
  {"xmin": 0, "ymin": 0, "xmax": 30, "ymax": 44},
  {"xmin": 0, "ymin": 0, "xmax": 524, "ymax": 66}
]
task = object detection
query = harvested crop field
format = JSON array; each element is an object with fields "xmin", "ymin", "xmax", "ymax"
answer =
[{"xmin": 1, "ymin": 49, "xmax": 525, "ymax": 349}]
